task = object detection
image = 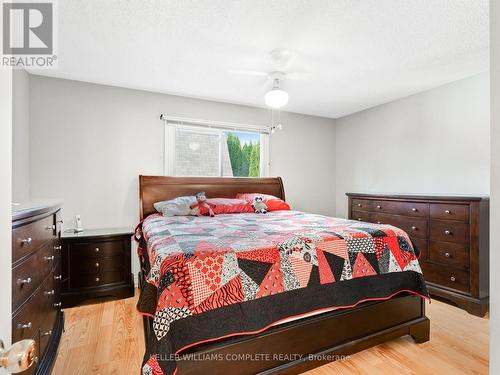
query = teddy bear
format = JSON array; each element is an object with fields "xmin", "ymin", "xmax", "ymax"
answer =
[
  {"xmin": 190, "ymin": 192, "xmax": 215, "ymax": 217},
  {"xmin": 252, "ymin": 196, "xmax": 268, "ymax": 214}
]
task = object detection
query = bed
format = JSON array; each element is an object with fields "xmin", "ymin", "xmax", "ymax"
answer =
[{"xmin": 136, "ymin": 175, "xmax": 430, "ymax": 375}]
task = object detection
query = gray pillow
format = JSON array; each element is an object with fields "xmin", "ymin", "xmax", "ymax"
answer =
[{"xmin": 153, "ymin": 196, "xmax": 197, "ymax": 216}]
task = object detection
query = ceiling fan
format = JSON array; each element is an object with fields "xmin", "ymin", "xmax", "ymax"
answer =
[{"xmin": 231, "ymin": 49, "xmax": 309, "ymax": 109}]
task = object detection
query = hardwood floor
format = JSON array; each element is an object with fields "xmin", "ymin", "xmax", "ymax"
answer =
[{"xmin": 52, "ymin": 290, "xmax": 488, "ymax": 375}]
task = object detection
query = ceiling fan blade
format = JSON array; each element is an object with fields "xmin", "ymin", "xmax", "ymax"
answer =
[{"xmin": 229, "ymin": 69, "xmax": 269, "ymax": 77}]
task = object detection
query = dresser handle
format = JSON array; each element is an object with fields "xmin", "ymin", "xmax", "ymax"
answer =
[
  {"xmin": 445, "ymin": 209, "xmax": 451, "ymax": 214},
  {"xmin": 45, "ymin": 225, "xmax": 55, "ymax": 230},
  {"xmin": 17, "ymin": 277, "xmax": 32, "ymax": 285},
  {"xmin": 95, "ymin": 247, "xmax": 100, "ymax": 253},
  {"xmin": 377, "ymin": 221, "xmax": 381, "ymax": 224},
  {"xmin": 53, "ymin": 302, "xmax": 62, "ymax": 308},
  {"xmin": 53, "ymin": 245, "xmax": 62, "ymax": 250},
  {"xmin": 376, "ymin": 205, "xmax": 382, "ymax": 209},
  {"xmin": 357, "ymin": 203, "xmax": 362, "ymax": 207},
  {"xmin": 445, "ymin": 252, "xmax": 451, "ymax": 258},
  {"xmin": 54, "ymin": 275, "xmax": 62, "ymax": 280},
  {"xmin": 44, "ymin": 290, "xmax": 55, "ymax": 296},
  {"xmin": 444, "ymin": 230, "xmax": 451, "ymax": 235},
  {"xmin": 43, "ymin": 255, "xmax": 55, "ymax": 261},
  {"xmin": 20, "ymin": 237, "xmax": 32, "ymax": 245},
  {"xmin": 41, "ymin": 330, "xmax": 52, "ymax": 337},
  {"xmin": 95, "ymin": 277, "xmax": 100, "ymax": 282},
  {"xmin": 17, "ymin": 322, "xmax": 32, "ymax": 330},
  {"xmin": 95, "ymin": 262, "xmax": 100, "ymax": 267},
  {"xmin": 411, "ymin": 208, "xmax": 417, "ymax": 212},
  {"xmin": 411, "ymin": 226, "xmax": 417, "ymax": 230},
  {"xmin": 450, "ymin": 276, "xmax": 456, "ymax": 282}
]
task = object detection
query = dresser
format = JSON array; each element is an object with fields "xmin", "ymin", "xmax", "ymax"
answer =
[
  {"xmin": 12, "ymin": 203, "xmax": 64, "ymax": 375},
  {"xmin": 61, "ymin": 228, "xmax": 134, "ymax": 308},
  {"xmin": 346, "ymin": 193, "xmax": 489, "ymax": 317}
]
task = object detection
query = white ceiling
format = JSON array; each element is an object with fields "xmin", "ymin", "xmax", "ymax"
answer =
[{"xmin": 31, "ymin": 0, "xmax": 489, "ymax": 118}]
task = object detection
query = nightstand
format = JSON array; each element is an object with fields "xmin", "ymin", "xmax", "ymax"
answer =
[{"xmin": 60, "ymin": 228, "xmax": 135, "ymax": 308}]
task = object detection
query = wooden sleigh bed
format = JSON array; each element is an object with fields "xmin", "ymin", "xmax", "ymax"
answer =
[{"xmin": 138, "ymin": 175, "xmax": 430, "ymax": 375}]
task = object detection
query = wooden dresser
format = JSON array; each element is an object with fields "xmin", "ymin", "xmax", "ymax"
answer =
[
  {"xmin": 12, "ymin": 203, "xmax": 64, "ymax": 374},
  {"xmin": 61, "ymin": 228, "xmax": 134, "ymax": 308},
  {"xmin": 347, "ymin": 193, "xmax": 489, "ymax": 317}
]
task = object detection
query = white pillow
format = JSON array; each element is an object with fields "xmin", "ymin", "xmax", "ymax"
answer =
[{"xmin": 154, "ymin": 196, "xmax": 197, "ymax": 216}]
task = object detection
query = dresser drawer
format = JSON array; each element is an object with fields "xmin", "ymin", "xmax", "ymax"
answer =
[
  {"xmin": 429, "ymin": 241, "xmax": 470, "ymax": 269},
  {"xmin": 370, "ymin": 200, "xmax": 428, "ymax": 217},
  {"xmin": 430, "ymin": 221, "xmax": 470, "ymax": 243},
  {"xmin": 351, "ymin": 210, "xmax": 370, "ymax": 222},
  {"xmin": 12, "ymin": 274, "xmax": 54, "ymax": 343},
  {"xmin": 70, "ymin": 240, "xmax": 124, "ymax": 258},
  {"xmin": 12, "ymin": 243, "xmax": 55, "ymax": 312},
  {"xmin": 70, "ymin": 270, "xmax": 125, "ymax": 289},
  {"xmin": 430, "ymin": 203, "xmax": 469, "ymax": 222},
  {"xmin": 371, "ymin": 213, "xmax": 428, "ymax": 239},
  {"xmin": 12, "ymin": 215, "xmax": 55, "ymax": 263},
  {"xmin": 352, "ymin": 199, "xmax": 370, "ymax": 212},
  {"xmin": 411, "ymin": 238, "xmax": 428, "ymax": 260},
  {"xmin": 70, "ymin": 256, "xmax": 124, "ymax": 275},
  {"xmin": 421, "ymin": 262, "xmax": 470, "ymax": 293}
]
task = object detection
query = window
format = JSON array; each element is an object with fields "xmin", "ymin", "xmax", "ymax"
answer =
[{"xmin": 164, "ymin": 119, "xmax": 269, "ymax": 177}]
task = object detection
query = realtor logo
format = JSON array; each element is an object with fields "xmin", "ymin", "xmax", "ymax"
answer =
[{"xmin": 2, "ymin": 1, "xmax": 57, "ymax": 68}]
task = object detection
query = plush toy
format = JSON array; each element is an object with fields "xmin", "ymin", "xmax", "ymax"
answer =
[
  {"xmin": 252, "ymin": 196, "xmax": 268, "ymax": 214},
  {"xmin": 190, "ymin": 192, "xmax": 215, "ymax": 217}
]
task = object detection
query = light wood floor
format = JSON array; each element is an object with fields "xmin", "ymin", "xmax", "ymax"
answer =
[{"xmin": 52, "ymin": 290, "xmax": 489, "ymax": 375}]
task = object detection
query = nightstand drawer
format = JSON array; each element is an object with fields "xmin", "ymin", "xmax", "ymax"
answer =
[
  {"xmin": 429, "ymin": 241, "xmax": 469, "ymax": 269},
  {"xmin": 70, "ymin": 270, "xmax": 125, "ymax": 289},
  {"xmin": 70, "ymin": 240, "xmax": 124, "ymax": 258},
  {"xmin": 70, "ymin": 256, "xmax": 124, "ymax": 275}
]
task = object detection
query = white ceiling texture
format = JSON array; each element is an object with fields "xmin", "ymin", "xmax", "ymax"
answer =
[{"xmin": 31, "ymin": 0, "xmax": 489, "ymax": 118}]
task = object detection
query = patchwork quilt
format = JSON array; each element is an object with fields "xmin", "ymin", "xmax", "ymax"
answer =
[{"xmin": 136, "ymin": 210, "xmax": 429, "ymax": 375}]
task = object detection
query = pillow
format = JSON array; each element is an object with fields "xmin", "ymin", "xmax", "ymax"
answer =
[
  {"xmin": 153, "ymin": 196, "xmax": 197, "ymax": 216},
  {"xmin": 206, "ymin": 198, "xmax": 254, "ymax": 214},
  {"xmin": 235, "ymin": 193, "xmax": 291, "ymax": 211}
]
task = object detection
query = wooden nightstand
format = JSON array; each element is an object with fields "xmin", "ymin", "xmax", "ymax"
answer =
[{"xmin": 61, "ymin": 228, "xmax": 135, "ymax": 308}]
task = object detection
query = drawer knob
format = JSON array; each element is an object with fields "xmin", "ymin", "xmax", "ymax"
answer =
[
  {"xmin": 444, "ymin": 230, "xmax": 451, "ymax": 235},
  {"xmin": 450, "ymin": 276, "xmax": 456, "ymax": 282},
  {"xmin": 376, "ymin": 205, "xmax": 382, "ymax": 209},
  {"xmin": 411, "ymin": 226, "xmax": 417, "ymax": 230},
  {"xmin": 41, "ymin": 330, "xmax": 52, "ymax": 337},
  {"xmin": 95, "ymin": 247, "xmax": 100, "ymax": 253},
  {"xmin": 95, "ymin": 262, "xmax": 100, "ymax": 267},
  {"xmin": 54, "ymin": 245, "xmax": 62, "ymax": 250},
  {"xmin": 445, "ymin": 252, "xmax": 451, "ymax": 258},
  {"xmin": 95, "ymin": 277, "xmax": 100, "ymax": 282},
  {"xmin": 357, "ymin": 203, "xmax": 362, "ymax": 207},
  {"xmin": 377, "ymin": 221, "xmax": 381, "ymax": 224},
  {"xmin": 17, "ymin": 277, "xmax": 32, "ymax": 285},
  {"xmin": 54, "ymin": 274, "xmax": 62, "ymax": 280},
  {"xmin": 43, "ymin": 255, "xmax": 55, "ymax": 261},
  {"xmin": 53, "ymin": 302, "xmax": 62, "ymax": 308},
  {"xmin": 20, "ymin": 237, "xmax": 32, "ymax": 245},
  {"xmin": 44, "ymin": 289, "xmax": 55, "ymax": 295},
  {"xmin": 17, "ymin": 322, "xmax": 32, "ymax": 330},
  {"xmin": 412, "ymin": 208, "xmax": 417, "ymax": 212},
  {"xmin": 357, "ymin": 218, "xmax": 362, "ymax": 221},
  {"xmin": 445, "ymin": 209, "xmax": 451, "ymax": 214},
  {"xmin": 45, "ymin": 225, "xmax": 55, "ymax": 230}
]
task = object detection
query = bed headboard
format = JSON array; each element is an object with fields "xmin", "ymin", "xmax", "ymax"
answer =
[{"xmin": 139, "ymin": 175, "xmax": 286, "ymax": 221}]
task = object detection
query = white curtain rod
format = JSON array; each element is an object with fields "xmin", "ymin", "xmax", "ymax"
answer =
[{"xmin": 159, "ymin": 114, "xmax": 271, "ymax": 134}]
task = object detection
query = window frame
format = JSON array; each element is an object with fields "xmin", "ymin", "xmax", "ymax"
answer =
[{"xmin": 163, "ymin": 118, "xmax": 270, "ymax": 178}]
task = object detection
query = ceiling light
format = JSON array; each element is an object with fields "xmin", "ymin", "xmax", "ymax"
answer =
[{"xmin": 265, "ymin": 76, "xmax": 288, "ymax": 109}]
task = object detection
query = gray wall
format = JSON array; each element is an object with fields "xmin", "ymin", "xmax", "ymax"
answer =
[
  {"xmin": 29, "ymin": 76, "xmax": 337, "ymax": 279},
  {"xmin": 12, "ymin": 69, "xmax": 30, "ymax": 203},
  {"xmin": 490, "ymin": 0, "xmax": 499, "ymax": 372},
  {"xmin": 335, "ymin": 73, "xmax": 490, "ymax": 217}
]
